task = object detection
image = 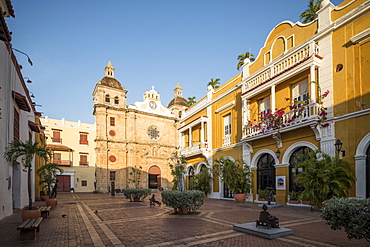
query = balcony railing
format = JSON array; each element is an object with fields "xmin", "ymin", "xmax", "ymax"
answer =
[
  {"xmin": 222, "ymin": 135, "xmax": 231, "ymax": 147},
  {"xmin": 79, "ymin": 140, "xmax": 89, "ymax": 145},
  {"xmin": 180, "ymin": 141, "xmax": 209, "ymax": 156},
  {"xmin": 52, "ymin": 138, "xmax": 62, "ymax": 143},
  {"xmin": 79, "ymin": 161, "xmax": 89, "ymax": 167},
  {"xmin": 243, "ymin": 42, "xmax": 318, "ymax": 93},
  {"xmin": 53, "ymin": 160, "xmax": 72, "ymax": 167},
  {"xmin": 242, "ymin": 103, "xmax": 319, "ymax": 138}
]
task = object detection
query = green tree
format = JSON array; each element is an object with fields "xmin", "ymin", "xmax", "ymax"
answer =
[
  {"xmin": 194, "ymin": 166, "xmax": 212, "ymax": 195},
  {"xmin": 237, "ymin": 52, "xmax": 255, "ymax": 70},
  {"xmin": 296, "ymin": 150, "xmax": 356, "ymax": 209},
  {"xmin": 168, "ymin": 153, "xmax": 186, "ymax": 190},
  {"xmin": 207, "ymin": 78, "xmax": 220, "ymax": 89},
  {"xmin": 187, "ymin": 97, "xmax": 196, "ymax": 107},
  {"xmin": 300, "ymin": 0, "xmax": 323, "ymax": 24},
  {"xmin": 128, "ymin": 165, "xmax": 142, "ymax": 188},
  {"xmin": 4, "ymin": 140, "xmax": 51, "ymax": 209},
  {"xmin": 37, "ymin": 163, "xmax": 64, "ymax": 198},
  {"xmin": 213, "ymin": 157, "xmax": 253, "ymax": 194}
]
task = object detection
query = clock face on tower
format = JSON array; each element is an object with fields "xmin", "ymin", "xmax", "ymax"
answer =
[{"xmin": 149, "ymin": 101, "xmax": 157, "ymax": 109}]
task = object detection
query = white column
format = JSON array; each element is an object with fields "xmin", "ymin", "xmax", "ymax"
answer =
[
  {"xmin": 310, "ymin": 65, "xmax": 316, "ymax": 103},
  {"xmin": 189, "ymin": 127, "xmax": 192, "ymax": 147},
  {"xmin": 200, "ymin": 121, "xmax": 205, "ymax": 144},
  {"xmin": 271, "ymin": 85, "xmax": 276, "ymax": 112}
]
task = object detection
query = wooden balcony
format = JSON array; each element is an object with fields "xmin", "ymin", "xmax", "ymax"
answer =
[
  {"xmin": 53, "ymin": 160, "xmax": 72, "ymax": 167},
  {"xmin": 79, "ymin": 161, "xmax": 89, "ymax": 167}
]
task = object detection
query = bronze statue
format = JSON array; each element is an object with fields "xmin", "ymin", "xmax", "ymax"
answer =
[{"xmin": 256, "ymin": 204, "xmax": 279, "ymax": 229}]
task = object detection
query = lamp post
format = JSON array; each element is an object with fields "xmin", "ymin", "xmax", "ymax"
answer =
[{"xmin": 334, "ymin": 139, "xmax": 343, "ymax": 160}]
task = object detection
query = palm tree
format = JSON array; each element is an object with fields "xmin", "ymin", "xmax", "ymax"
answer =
[
  {"xmin": 207, "ymin": 78, "xmax": 220, "ymax": 89},
  {"xmin": 37, "ymin": 163, "xmax": 64, "ymax": 198},
  {"xmin": 296, "ymin": 150, "xmax": 356, "ymax": 209},
  {"xmin": 4, "ymin": 140, "xmax": 51, "ymax": 209},
  {"xmin": 300, "ymin": 0, "xmax": 323, "ymax": 24},
  {"xmin": 237, "ymin": 52, "xmax": 255, "ymax": 70},
  {"xmin": 187, "ymin": 97, "xmax": 196, "ymax": 107}
]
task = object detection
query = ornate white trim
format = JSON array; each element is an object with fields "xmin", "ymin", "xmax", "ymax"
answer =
[
  {"xmin": 350, "ymin": 28, "xmax": 370, "ymax": 44},
  {"xmin": 281, "ymin": 141, "xmax": 318, "ymax": 165},
  {"xmin": 215, "ymin": 101, "xmax": 235, "ymax": 114},
  {"xmin": 355, "ymin": 132, "xmax": 370, "ymax": 198},
  {"xmin": 250, "ymin": 149, "xmax": 279, "ymax": 168}
]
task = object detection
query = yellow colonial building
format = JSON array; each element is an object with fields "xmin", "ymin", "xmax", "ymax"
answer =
[
  {"xmin": 40, "ymin": 117, "xmax": 96, "ymax": 193},
  {"xmin": 179, "ymin": 0, "xmax": 370, "ymax": 203}
]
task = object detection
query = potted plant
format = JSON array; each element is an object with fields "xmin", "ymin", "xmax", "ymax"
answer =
[
  {"xmin": 296, "ymin": 150, "xmax": 356, "ymax": 210},
  {"xmin": 40, "ymin": 190, "xmax": 48, "ymax": 201},
  {"xmin": 288, "ymin": 191, "xmax": 301, "ymax": 204},
  {"xmin": 122, "ymin": 188, "xmax": 151, "ymax": 202},
  {"xmin": 258, "ymin": 189, "xmax": 266, "ymax": 201},
  {"xmin": 4, "ymin": 140, "xmax": 51, "ymax": 221},
  {"xmin": 213, "ymin": 157, "xmax": 253, "ymax": 203},
  {"xmin": 37, "ymin": 162, "xmax": 64, "ymax": 208}
]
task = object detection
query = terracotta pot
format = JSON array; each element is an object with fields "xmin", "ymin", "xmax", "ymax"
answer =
[
  {"xmin": 302, "ymin": 200, "xmax": 311, "ymax": 205},
  {"xmin": 178, "ymin": 207, "xmax": 188, "ymax": 214},
  {"xmin": 46, "ymin": 198, "xmax": 57, "ymax": 208},
  {"xmin": 40, "ymin": 195, "xmax": 49, "ymax": 201},
  {"xmin": 234, "ymin": 193, "xmax": 246, "ymax": 203},
  {"xmin": 288, "ymin": 200, "xmax": 299, "ymax": 204},
  {"xmin": 259, "ymin": 198, "xmax": 265, "ymax": 201},
  {"xmin": 22, "ymin": 208, "xmax": 41, "ymax": 222}
]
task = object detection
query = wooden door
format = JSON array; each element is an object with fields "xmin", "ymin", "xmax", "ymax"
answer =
[{"xmin": 56, "ymin": 175, "xmax": 70, "ymax": 192}]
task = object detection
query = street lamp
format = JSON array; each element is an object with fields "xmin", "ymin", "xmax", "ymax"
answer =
[
  {"xmin": 12, "ymin": 48, "xmax": 33, "ymax": 66},
  {"xmin": 23, "ymin": 77, "xmax": 32, "ymax": 83},
  {"xmin": 334, "ymin": 139, "xmax": 343, "ymax": 160}
]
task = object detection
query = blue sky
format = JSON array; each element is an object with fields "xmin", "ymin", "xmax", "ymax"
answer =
[{"xmin": 8, "ymin": 0, "xmax": 343, "ymax": 124}]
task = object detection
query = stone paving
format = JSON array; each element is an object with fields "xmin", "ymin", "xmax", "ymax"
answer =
[{"xmin": 0, "ymin": 192, "xmax": 368, "ymax": 247}]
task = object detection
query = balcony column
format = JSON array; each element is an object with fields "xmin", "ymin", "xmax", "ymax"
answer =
[
  {"xmin": 310, "ymin": 65, "xmax": 316, "ymax": 103},
  {"xmin": 200, "ymin": 121, "xmax": 205, "ymax": 148},
  {"xmin": 271, "ymin": 84, "xmax": 276, "ymax": 112},
  {"xmin": 189, "ymin": 127, "xmax": 192, "ymax": 147}
]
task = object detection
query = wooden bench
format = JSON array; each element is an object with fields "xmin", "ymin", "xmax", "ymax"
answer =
[
  {"xmin": 39, "ymin": 206, "xmax": 51, "ymax": 219},
  {"xmin": 17, "ymin": 217, "xmax": 43, "ymax": 240}
]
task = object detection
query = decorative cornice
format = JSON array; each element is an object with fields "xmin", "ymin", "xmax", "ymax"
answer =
[
  {"xmin": 350, "ymin": 28, "xmax": 370, "ymax": 44},
  {"xmin": 215, "ymin": 101, "xmax": 235, "ymax": 114}
]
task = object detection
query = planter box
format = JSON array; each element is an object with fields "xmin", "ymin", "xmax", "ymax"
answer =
[
  {"xmin": 288, "ymin": 200, "xmax": 300, "ymax": 204},
  {"xmin": 301, "ymin": 200, "xmax": 311, "ymax": 205}
]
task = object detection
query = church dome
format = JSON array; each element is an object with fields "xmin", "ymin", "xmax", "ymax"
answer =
[
  {"xmin": 167, "ymin": 96, "xmax": 187, "ymax": 108},
  {"xmin": 100, "ymin": 76, "xmax": 124, "ymax": 90},
  {"xmin": 168, "ymin": 83, "xmax": 187, "ymax": 108}
]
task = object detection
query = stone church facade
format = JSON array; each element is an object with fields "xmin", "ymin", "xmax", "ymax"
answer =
[{"xmin": 93, "ymin": 62, "xmax": 186, "ymax": 192}]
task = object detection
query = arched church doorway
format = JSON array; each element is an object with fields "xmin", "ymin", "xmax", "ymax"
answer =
[
  {"xmin": 148, "ymin": 166, "xmax": 161, "ymax": 189},
  {"xmin": 289, "ymin": 146, "xmax": 312, "ymax": 192},
  {"xmin": 257, "ymin": 153, "xmax": 276, "ymax": 191}
]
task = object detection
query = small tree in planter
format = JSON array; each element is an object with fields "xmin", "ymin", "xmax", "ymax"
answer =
[
  {"xmin": 128, "ymin": 165, "xmax": 142, "ymax": 188},
  {"xmin": 213, "ymin": 157, "xmax": 253, "ymax": 203},
  {"xmin": 321, "ymin": 197, "xmax": 370, "ymax": 242},
  {"xmin": 37, "ymin": 163, "xmax": 64, "ymax": 198},
  {"xmin": 122, "ymin": 188, "xmax": 151, "ymax": 202},
  {"xmin": 168, "ymin": 153, "xmax": 186, "ymax": 190},
  {"xmin": 296, "ymin": 150, "xmax": 356, "ymax": 209},
  {"xmin": 258, "ymin": 189, "xmax": 267, "ymax": 201},
  {"xmin": 4, "ymin": 141, "xmax": 50, "ymax": 209},
  {"xmin": 161, "ymin": 190, "xmax": 204, "ymax": 214}
]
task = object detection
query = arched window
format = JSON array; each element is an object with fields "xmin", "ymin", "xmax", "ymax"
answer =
[
  {"xmin": 105, "ymin": 94, "xmax": 110, "ymax": 104},
  {"xmin": 188, "ymin": 166, "xmax": 195, "ymax": 190},
  {"xmin": 114, "ymin": 96, "xmax": 119, "ymax": 106},
  {"xmin": 366, "ymin": 145, "xmax": 370, "ymax": 198},
  {"xmin": 289, "ymin": 146, "xmax": 311, "ymax": 192},
  {"xmin": 148, "ymin": 165, "xmax": 161, "ymax": 189},
  {"xmin": 257, "ymin": 153, "xmax": 276, "ymax": 191}
]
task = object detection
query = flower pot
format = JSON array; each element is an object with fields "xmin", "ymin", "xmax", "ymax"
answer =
[
  {"xmin": 234, "ymin": 193, "xmax": 246, "ymax": 203},
  {"xmin": 302, "ymin": 200, "xmax": 311, "ymax": 205},
  {"xmin": 288, "ymin": 200, "xmax": 299, "ymax": 204},
  {"xmin": 40, "ymin": 195, "xmax": 49, "ymax": 201},
  {"xmin": 22, "ymin": 208, "xmax": 41, "ymax": 222},
  {"xmin": 46, "ymin": 198, "xmax": 57, "ymax": 208},
  {"xmin": 178, "ymin": 207, "xmax": 188, "ymax": 214},
  {"xmin": 259, "ymin": 198, "xmax": 266, "ymax": 201}
]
